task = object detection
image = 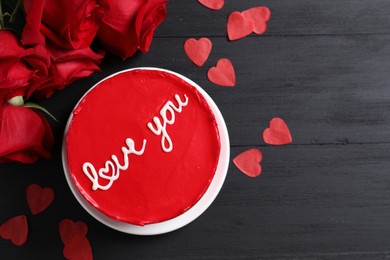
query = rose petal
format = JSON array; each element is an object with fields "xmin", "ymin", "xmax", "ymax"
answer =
[
  {"xmin": 98, "ymin": 0, "xmax": 167, "ymax": 59},
  {"xmin": 184, "ymin": 38, "xmax": 212, "ymax": 67},
  {"xmin": 0, "ymin": 215, "xmax": 28, "ymax": 246},
  {"xmin": 59, "ymin": 219, "xmax": 88, "ymax": 245},
  {"xmin": 0, "ymin": 31, "xmax": 34, "ymax": 58},
  {"xmin": 26, "ymin": 184, "xmax": 55, "ymax": 215},
  {"xmin": 22, "ymin": 0, "xmax": 46, "ymax": 46},
  {"xmin": 63, "ymin": 234, "xmax": 93, "ymax": 260},
  {"xmin": 135, "ymin": 0, "xmax": 167, "ymax": 53},
  {"xmin": 23, "ymin": 0, "xmax": 103, "ymax": 49},
  {"xmin": 263, "ymin": 118, "xmax": 293, "ymax": 145},
  {"xmin": 26, "ymin": 44, "xmax": 103, "ymax": 98},
  {"xmin": 0, "ymin": 106, "xmax": 54, "ymax": 164},
  {"xmin": 242, "ymin": 6, "xmax": 271, "ymax": 34},
  {"xmin": 207, "ymin": 58, "xmax": 236, "ymax": 87},
  {"xmin": 197, "ymin": 0, "xmax": 224, "ymax": 10},
  {"xmin": 233, "ymin": 149, "xmax": 262, "ymax": 177},
  {"xmin": 227, "ymin": 11, "xmax": 253, "ymax": 41}
]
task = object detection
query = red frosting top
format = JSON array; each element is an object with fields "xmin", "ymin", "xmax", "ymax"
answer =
[{"xmin": 65, "ymin": 69, "xmax": 221, "ymax": 225}]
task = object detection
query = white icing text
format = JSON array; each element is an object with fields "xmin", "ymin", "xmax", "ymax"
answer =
[
  {"xmin": 147, "ymin": 94, "xmax": 189, "ymax": 152},
  {"xmin": 82, "ymin": 138, "xmax": 147, "ymax": 191}
]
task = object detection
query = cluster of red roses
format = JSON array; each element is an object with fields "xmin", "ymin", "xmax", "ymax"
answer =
[{"xmin": 0, "ymin": 0, "xmax": 167, "ymax": 163}]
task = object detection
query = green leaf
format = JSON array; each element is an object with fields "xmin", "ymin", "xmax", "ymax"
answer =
[
  {"xmin": 0, "ymin": 0, "xmax": 4, "ymax": 29},
  {"xmin": 24, "ymin": 102, "xmax": 60, "ymax": 123},
  {"xmin": 9, "ymin": 0, "xmax": 21, "ymax": 23}
]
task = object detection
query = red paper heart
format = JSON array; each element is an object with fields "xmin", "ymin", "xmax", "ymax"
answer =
[
  {"xmin": 63, "ymin": 234, "xmax": 93, "ymax": 260},
  {"xmin": 184, "ymin": 38, "xmax": 212, "ymax": 67},
  {"xmin": 263, "ymin": 118, "xmax": 292, "ymax": 145},
  {"xmin": 242, "ymin": 7, "xmax": 271, "ymax": 34},
  {"xmin": 26, "ymin": 184, "xmax": 55, "ymax": 215},
  {"xmin": 227, "ymin": 11, "xmax": 253, "ymax": 41},
  {"xmin": 197, "ymin": 0, "xmax": 224, "ymax": 10},
  {"xmin": 207, "ymin": 58, "xmax": 236, "ymax": 87},
  {"xmin": 59, "ymin": 219, "xmax": 88, "ymax": 245},
  {"xmin": 0, "ymin": 215, "xmax": 28, "ymax": 246},
  {"xmin": 233, "ymin": 149, "xmax": 262, "ymax": 177}
]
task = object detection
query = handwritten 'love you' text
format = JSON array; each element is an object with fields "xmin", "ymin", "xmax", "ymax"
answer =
[
  {"xmin": 147, "ymin": 94, "xmax": 189, "ymax": 152},
  {"xmin": 81, "ymin": 93, "xmax": 188, "ymax": 191}
]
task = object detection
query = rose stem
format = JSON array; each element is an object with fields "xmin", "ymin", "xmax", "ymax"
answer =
[
  {"xmin": 9, "ymin": 0, "xmax": 21, "ymax": 23},
  {"xmin": 0, "ymin": 0, "xmax": 4, "ymax": 29}
]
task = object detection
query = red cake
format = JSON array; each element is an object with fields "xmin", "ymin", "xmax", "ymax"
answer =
[{"xmin": 64, "ymin": 68, "xmax": 221, "ymax": 226}]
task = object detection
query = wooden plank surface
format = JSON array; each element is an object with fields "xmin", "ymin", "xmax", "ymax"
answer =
[
  {"xmin": 1, "ymin": 0, "xmax": 390, "ymax": 259},
  {"xmin": 157, "ymin": 0, "xmax": 390, "ymax": 36}
]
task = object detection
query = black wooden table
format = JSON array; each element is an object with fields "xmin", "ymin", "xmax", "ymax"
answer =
[{"xmin": 2, "ymin": 0, "xmax": 390, "ymax": 259}]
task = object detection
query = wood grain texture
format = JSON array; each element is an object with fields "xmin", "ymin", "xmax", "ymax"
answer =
[
  {"xmin": 1, "ymin": 0, "xmax": 390, "ymax": 259},
  {"xmin": 157, "ymin": 0, "xmax": 390, "ymax": 37}
]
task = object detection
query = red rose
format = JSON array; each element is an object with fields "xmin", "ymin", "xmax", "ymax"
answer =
[
  {"xmin": 27, "ymin": 43, "xmax": 104, "ymax": 98},
  {"xmin": 0, "ymin": 105, "xmax": 54, "ymax": 164},
  {"xmin": 0, "ymin": 31, "xmax": 37, "ymax": 105},
  {"xmin": 22, "ymin": 0, "xmax": 104, "ymax": 97},
  {"xmin": 98, "ymin": 0, "xmax": 167, "ymax": 59},
  {"xmin": 23, "ymin": 44, "xmax": 51, "ymax": 94},
  {"xmin": 22, "ymin": 0, "xmax": 104, "ymax": 49}
]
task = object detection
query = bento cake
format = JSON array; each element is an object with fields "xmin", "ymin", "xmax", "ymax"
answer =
[{"xmin": 65, "ymin": 69, "xmax": 221, "ymax": 225}]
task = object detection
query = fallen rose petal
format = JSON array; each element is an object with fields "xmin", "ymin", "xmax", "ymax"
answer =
[
  {"xmin": 184, "ymin": 37, "xmax": 212, "ymax": 67},
  {"xmin": 197, "ymin": 0, "xmax": 224, "ymax": 10},
  {"xmin": 0, "ymin": 215, "xmax": 28, "ymax": 246},
  {"xmin": 207, "ymin": 58, "xmax": 236, "ymax": 87},
  {"xmin": 242, "ymin": 6, "xmax": 271, "ymax": 34},
  {"xmin": 59, "ymin": 219, "xmax": 88, "ymax": 245},
  {"xmin": 63, "ymin": 234, "xmax": 93, "ymax": 260},
  {"xmin": 26, "ymin": 184, "xmax": 55, "ymax": 215},
  {"xmin": 263, "ymin": 118, "xmax": 293, "ymax": 145},
  {"xmin": 233, "ymin": 148, "xmax": 262, "ymax": 177},
  {"xmin": 227, "ymin": 11, "xmax": 253, "ymax": 41}
]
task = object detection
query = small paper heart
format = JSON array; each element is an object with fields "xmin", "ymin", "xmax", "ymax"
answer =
[
  {"xmin": 242, "ymin": 7, "xmax": 271, "ymax": 34},
  {"xmin": 63, "ymin": 234, "xmax": 93, "ymax": 260},
  {"xmin": 26, "ymin": 184, "xmax": 55, "ymax": 215},
  {"xmin": 233, "ymin": 149, "xmax": 262, "ymax": 177},
  {"xmin": 263, "ymin": 118, "xmax": 292, "ymax": 145},
  {"xmin": 184, "ymin": 38, "xmax": 212, "ymax": 67},
  {"xmin": 227, "ymin": 11, "xmax": 253, "ymax": 41},
  {"xmin": 0, "ymin": 215, "xmax": 28, "ymax": 246},
  {"xmin": 59, "ymin": 219, "xmax": 88, "ymax": 245},
  {"xmin": 207, "ymin": 58, "xmax": 236, "ymax": 87},
  {"xmin": 197, "ymin": 0, "xmax": 224, "ymax": 10}
]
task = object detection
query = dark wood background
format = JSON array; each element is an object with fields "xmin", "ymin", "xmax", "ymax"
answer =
[{"xmin": 2, "ymin": 0, "xmax": 390, "ymax": 259}]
